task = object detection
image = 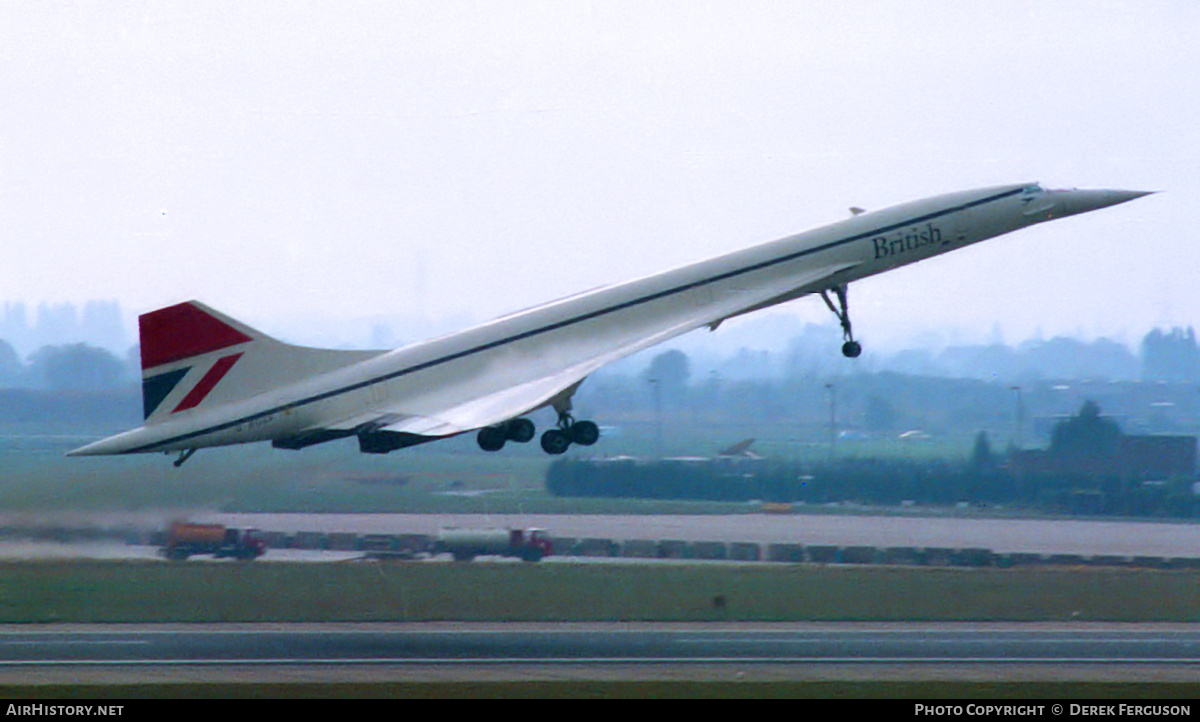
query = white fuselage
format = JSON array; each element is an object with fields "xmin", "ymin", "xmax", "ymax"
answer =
[{"xmin": 70, "ymin": 183, "xmax": 1148, "ymax": 457}]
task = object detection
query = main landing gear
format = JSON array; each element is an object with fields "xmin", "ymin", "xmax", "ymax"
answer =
[
  {"xmin": 475, "ymin": 414, "xmax": 600, "ymax": 455},
  {"xmin": 821, "ymin": 284, "xmax": 862, "ymax": 358},
  {"xmin": 476, "ymin": 418, "xmax": 536, "ymax": 452},
  {"xmin": 540, "ymin": 413, "xmax": 599, "ymax": 456}
]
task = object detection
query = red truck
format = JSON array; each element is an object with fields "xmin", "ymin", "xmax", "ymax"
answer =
[{"xmin": 162, "ymin": 522, "xmax": 267, "ymax": 561}]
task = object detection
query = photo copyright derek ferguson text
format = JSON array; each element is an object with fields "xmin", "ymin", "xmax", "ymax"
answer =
[{"xmin": 914, "ymin": 706, "xmax": 1190, "ymax": 718}]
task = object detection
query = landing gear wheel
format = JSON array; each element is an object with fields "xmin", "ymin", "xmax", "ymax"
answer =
[
  {"xmin": 841, "ymin": 341, "xmax": 862, "ymax": 358},
  {"xmin": 540, "ymin": 429, "xmax": 571, "ymax": 455},
  {"xmin": 476, "ymin": 426, "xmax": 507, "ymax": 452},
  {"xmin": 569, "ymin": 420, "xmax": 600, "ymax": 446},
  {"xmin": 504, "ymin": 418, "xmax": 535, "ymax": 443}
]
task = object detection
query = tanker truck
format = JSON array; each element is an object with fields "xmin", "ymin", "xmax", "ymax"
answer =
[
  {"xmin": 162, "ymin": 522, "xmax": 267, "ymax": 561},
  {"xmin": 435, "ymin": 527, "xmax": 552, "ymax": 562}
]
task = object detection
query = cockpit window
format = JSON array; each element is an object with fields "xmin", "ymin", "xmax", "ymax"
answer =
[{"xmin": 1021, "ymin": 183, "xmax": 1044, "ymax": 194}]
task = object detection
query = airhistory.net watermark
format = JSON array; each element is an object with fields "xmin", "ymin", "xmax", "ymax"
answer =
[{"xmin": 5, "ymin": 706, "xmax": 123, "ymax": 717}]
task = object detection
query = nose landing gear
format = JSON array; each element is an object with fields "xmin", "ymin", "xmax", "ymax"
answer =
[{"xmin": 821, "ymin": 284, "xmax": 862, "ymax": 358}]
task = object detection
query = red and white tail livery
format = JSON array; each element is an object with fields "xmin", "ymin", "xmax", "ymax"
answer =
[{"xmin": 138, "ymin": 301, "xmax": 381, "ymax": 424}]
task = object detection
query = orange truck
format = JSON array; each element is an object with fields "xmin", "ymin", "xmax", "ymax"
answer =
[{"xmin": 162, "ymin": 522, "xmax": 266, "ymax": 561}]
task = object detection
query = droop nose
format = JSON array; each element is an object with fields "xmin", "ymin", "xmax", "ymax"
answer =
[{"xmin": 1058, "ymin": 189, "xmax": 1155, "ymax": 217}]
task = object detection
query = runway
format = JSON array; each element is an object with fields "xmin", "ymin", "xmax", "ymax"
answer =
[
  {"xmin": 3, "ymin": 511, "xmax": 1200, "ymax": 560},
  {"xmin": 203, "ymin": 512, "xmax": 1200, "ymax": 558},
  {"xmin": 3, "ymin": 623, "xmax": 1200, "ymax": 667}
]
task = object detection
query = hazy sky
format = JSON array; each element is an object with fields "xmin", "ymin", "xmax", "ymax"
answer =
[{"xmin": 2, "ymin": 1, "xmax": 1196, "ymax": 352}]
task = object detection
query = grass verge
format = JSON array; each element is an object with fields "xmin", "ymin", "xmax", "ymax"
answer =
[{"xmin": 3, "ymin": 560, "xmax": 1200, "ymax": 623}]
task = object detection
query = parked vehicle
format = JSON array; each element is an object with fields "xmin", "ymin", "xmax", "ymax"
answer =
[
  {"xmin": 435, "ymin": 527, "xmax": 552, "ymax": 562},
  {"xmin": 162, "ymin": 522, "xmax": 266, "ymax": 561}
]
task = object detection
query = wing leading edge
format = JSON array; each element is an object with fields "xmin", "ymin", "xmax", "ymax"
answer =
[{"xmin": 300, "ymin": 261, "xmax": 859, "ymax": 445}]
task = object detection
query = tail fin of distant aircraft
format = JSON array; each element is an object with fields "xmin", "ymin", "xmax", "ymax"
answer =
[
  {"xmin": 138, "ymin": 301, "xmax": 382, "ymax": 424},
  {"xmin": 717, "ymin": 438, "xmax": 758, "ymax": 457}
]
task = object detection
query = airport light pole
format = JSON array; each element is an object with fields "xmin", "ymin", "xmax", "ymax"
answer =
[
  {"xmin": 825, "ymin": 382, "xmax": 837, "ymax": 458},
  {"xmin": 648, "ymin": 377, "xmax": 663, "ymax": 459},
  {"xmin": 1010, "ymin": 385, "xmax": 1024, "ymax": 449}
]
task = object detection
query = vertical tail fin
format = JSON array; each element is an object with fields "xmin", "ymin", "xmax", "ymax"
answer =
[
  {"xmin": 138, "ymin": 302, "xmax": 266, "ymax": 422},
  {"xmin": 137, "ymin": 301, "xmax": 385, "ymax": 425},
  {"xmin": 139, "ymin": 301, "xmax": 261, "ymax": 371}
]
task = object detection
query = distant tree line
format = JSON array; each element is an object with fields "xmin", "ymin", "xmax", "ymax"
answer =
[
  {"xmin": 1142, "ymin": 327, "xmax": 1200, "ymax": 383},
  {"xmin": 545, "ymin": 456, "xmax": 1196, "ymax": 518},
  {"xmin": 546, "ymin": 402, "xmax": 1199, "ymax": 519},
  {"xmin": 577, "ymin": 326, "xmax": 1200, "ymax": 444},
  {"xmin": 0, "ymin": 340, "xmax": 136, "ymax": 391},
  {"xmin": 0, "ymin": 300, "xmax": 129, "ymax": 358},
  {"xmin": 0, "ymin": 341, "xmax": 141, "ymax": 429},
  {"xmin": 3, "ymin": 324, "xmax": 1196, "ymax": 393}
]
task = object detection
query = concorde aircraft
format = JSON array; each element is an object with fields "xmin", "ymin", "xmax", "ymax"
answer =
[{"xmin": 69, "ymin": 183, "xmax": 1150, "ymax": 466}]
